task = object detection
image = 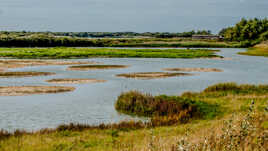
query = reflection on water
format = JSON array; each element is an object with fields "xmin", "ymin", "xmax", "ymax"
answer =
[{"xmin": 0, "ymin": 48, "xmax": 268, "ymax": 131}]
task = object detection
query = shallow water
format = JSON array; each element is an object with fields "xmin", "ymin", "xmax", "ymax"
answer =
[{"xmin": 0, "ymin": 48, "xmax": 268, "ymax": 131}]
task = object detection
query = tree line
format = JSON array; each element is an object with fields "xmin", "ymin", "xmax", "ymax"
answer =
[{"xmin": 219, "ymin": 18, "xmax": 268, "ymax": 42}]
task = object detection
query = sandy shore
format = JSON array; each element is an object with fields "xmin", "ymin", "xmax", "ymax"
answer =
[
  {"xmin": 163, "ymin": 68, "xmax": 223, "ymax": 72},
  {"xmin": 0, "ymin": 86, "xmax": 75, "ymax": 96},
  {"xmin": 46, "ymin": 79, "xmax": 107, "ymax": 84},
  {"xmin": 116, "ymin": 72, "xmax": 193, "ymax": 80}
]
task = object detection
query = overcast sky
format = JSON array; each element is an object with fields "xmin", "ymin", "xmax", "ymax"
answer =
[{"xmin": 0, "ymin": 0, "xmax": 267, "ymax": 33}]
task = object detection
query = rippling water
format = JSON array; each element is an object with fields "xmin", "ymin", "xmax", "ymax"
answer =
[{"xmin": 0, "ymin": 48, "xmax": 268, "ymax": 131}]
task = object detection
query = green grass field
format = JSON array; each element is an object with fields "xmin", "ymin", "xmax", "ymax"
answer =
[
  {"xmin": 0, "ymin": 47, "xmax": 221, "ymax": 59},
  {"xmin": 0, "ymin": 83, "xmax": 267, "ymax": 151}
]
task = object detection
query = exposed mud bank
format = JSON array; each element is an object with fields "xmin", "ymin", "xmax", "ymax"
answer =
[
  {"xmin": 68, "ymin": 65, "xmax": 128, "ymax": 71},
  {"xmin": 163, "ymin": 68, "xmax": 223, "ymax": 72},
  {"xmin": 46, "ymin": 79, "xmax": 106, "ymax": 84},
  {"xmin": 116, "ymin": 72, "xmax": 193, "ymax": 80},
  {"xmin": 0, "ymin": 86, "xmax": 75, "ymax": 96}
]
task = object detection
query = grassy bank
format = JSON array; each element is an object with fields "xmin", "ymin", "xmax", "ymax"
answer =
[
  {"xmin": 238, "ymin": 41, "xmax": 268, "ymax": 57},
  {"xmin": 0, "ymin": 83, "xmax": 267, "ymax": 150},
  {"xmin": 0, "ymin": 47, "xmax": 221, "ymax": 59}
]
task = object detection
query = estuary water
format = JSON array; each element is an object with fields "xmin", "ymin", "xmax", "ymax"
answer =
[{"xmin": 0, "ymin": 48, "xmax": 268, "ymax": 131}]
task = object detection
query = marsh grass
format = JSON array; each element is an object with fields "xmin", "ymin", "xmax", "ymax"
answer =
[
  {"xmin": 0, "ymin": 71, "xmax": 55, "ymax": 77},
  {"xmin": 163, "ymin": 67, "xmax": 223, "ymax": 72},
  {"xmin": 46, "ymin": 78, "xmax": 106, "ymax": 84},
  {"xmin": 0, "ymin": 86, "xmax": 75, "ymax": 96},
  {"xmin": 68, "ymin": 65, "xmax": 128, "ymax": 70},
  {"xmin": 116, "ymin": 72, "xmax": 193, "ymax": 79},
  {"xmin": 173, "ymin": 102, "xmax": 268, "ymax": 151},
  {"xmin": 0, "ymin": 47, "xmax": 221, "ymax": 59},
  {"xmin": 115, "ymin": 91, "xmax": 220, "ymax": 121},
  {"xmin": 239, "ymin": 41, "xmax": 268, "ymax": 57}
]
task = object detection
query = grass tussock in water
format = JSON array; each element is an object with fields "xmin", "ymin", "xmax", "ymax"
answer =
[
  {"xmin": 0, "ymin": 71, "xmax": 55, "ymax": 78},
  {"xmin": 116, "ymin": 72, "xmax": 193, "ymax": 79},
  {"xmin": 68, "ymin": 65, "xmax": 128, "ymax": 71},
  {"xmin": 0, "ymin": 47, "xmax": 222, "ymax": 59},
  {"xmin": 0, "ymin": 86, "xmax": 75, "ymax": 96},
  {"xmin": 163, "ymin": 67, "xmax": 223, "ymax": 72},
  {"xmin": 46, "ymin": 78, "xmax": 106, "ymax": 84}
]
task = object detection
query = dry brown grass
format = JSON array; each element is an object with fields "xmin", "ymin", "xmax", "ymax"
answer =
[
  {"xmin": 46, "ymin": 78, "xmax": 106, "ymax": 84},
  {"xmin": 0, "ymin": 86, "xmax": 75, "ymax": 96},
  {"xmin": 0, "ymin": 71, "xmax": 55, "ymax": 78},
  {"xmin": 163, "ymin": 67, "xmax": 223, "ymax": 72},
  {"xmin": 68, "ymin": 65, "xmax": 128, "ymax": 71},
  {"xmin": 116, "ymin": 72, "xmax": 193, "ymax": 79}
]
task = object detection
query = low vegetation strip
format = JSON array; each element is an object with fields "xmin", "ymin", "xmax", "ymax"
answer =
[
  {"xmin": 0, "ymin": 47, "xmax": 222, "ymax": 59},
  {"xmin": 0, "ymin": 71, "xmax": 55, "ymax": 78},
  {"xmin": 46, "ymin": 79, "xmax": 106, "ymax": 84},
  {"xmin": 68, "ymin": 65, "xmax": 128, "ymax": 71},
  {"xmin": 203, "ymin": 82, "xmax": 268, "ymax": 94},
  {"xmin": 0, "ymin": 86, "xmax": 75, "ymax": 96},
  {"xmin": 116, "ymin": 72, "xmax": 193, "ymax": 79},
  {"xmin": 163, "ymin": 67, "xmax": 223, "ymax": 72}
]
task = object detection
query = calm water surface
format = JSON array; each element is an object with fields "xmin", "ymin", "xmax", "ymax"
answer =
[{"xmin": 0, "ymin": 48, "xmax": 268, "ymax": 131}]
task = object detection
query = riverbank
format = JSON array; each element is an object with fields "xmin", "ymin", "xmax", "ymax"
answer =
[
  {"xmin": 0, "ymin": 83, "xmax": 266, "ymax": 150},
  {"xmin": 238, "ymin": 41, "xmax": 268, "ymax": 57},
  {"xmin": 0, "ymin": 48, "xmax": 222, "ymax": 59}
]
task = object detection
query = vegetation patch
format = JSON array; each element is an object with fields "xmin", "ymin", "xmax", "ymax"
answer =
[
  {"xmin": 0, "ymin": 86, "xmax": 75, "ymax": 96},
  {"xmin": 163, "ymin": 67, "xmax": 223, "ymax": 72},
  {"xmin": 116, "ymin": 72, "xmax": 193, "ymax": 79},
  {"xmin": 46, "ymin": 78, "xmax": 106, "ymax": 84},
  {"xmin": 0, "ymin": 47, "xmax": 222, "ymax": 59},
  {"xmin": 203, "ymin": 82, "xmax": 268, "ymax": 95},
  {"xmin": 68, "ymin": 65, "xmax": 128, "ymax": 71},
  {"xmin": 115, "ymin": 91, "xmax": 219, "ymax": 121},
  {"xmin": 238, "ymin": 41, "xmax": 268, "ymax": 57},
  {"xmin": 0, "ymin": 71, "xmax": 55, "ymax": 78}
]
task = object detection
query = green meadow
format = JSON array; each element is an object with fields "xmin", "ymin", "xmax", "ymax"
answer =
[{"xmin": 0, "ymin": 47, "xmax": 221, "ymax": 59}]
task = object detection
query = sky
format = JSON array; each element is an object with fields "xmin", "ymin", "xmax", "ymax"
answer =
[{"xmin": 0, "ymin": 0, "xmax": 267, "ymax": 33}]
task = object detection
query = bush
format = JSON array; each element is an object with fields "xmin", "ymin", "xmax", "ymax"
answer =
[{"xmin": 115, "ymin": 91, "xmax": 219, "ymax": 121}]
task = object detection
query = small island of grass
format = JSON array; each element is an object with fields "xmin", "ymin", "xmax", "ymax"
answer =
[
  {"xmin": 116, "ymin": 72, "xmax": 193, "ymax": 79},
  {"xmin": 46, "ymin": 78, "xmax": 106, "ymax": 84},
  {"xmin": 163, "ymin": 67, "xmax": 223, "ymax": 72},
  {"xmin": 0, "ymin": 71, "xmax": 55, "ymax": 78},
  {"xmin": 0, "ymin": 86, "xmax": 75, "ymax": 96},
  {"xmin": 68, "ymin": 65, "xmax": 128, "ymax": 71}
]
